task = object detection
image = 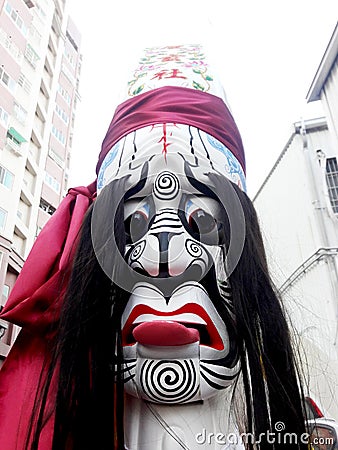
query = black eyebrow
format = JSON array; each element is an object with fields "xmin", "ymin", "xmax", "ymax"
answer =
[
  {"xmin": 124, "ymin": 159, "xmax": 221, "ymax": 203},
  {"xmin": 124, "ymin": 162, "xmax": 149, "ymax": 200},
  {"xmin": 184, "ymin": 161, "xmax": 219, "ymax": 201}
]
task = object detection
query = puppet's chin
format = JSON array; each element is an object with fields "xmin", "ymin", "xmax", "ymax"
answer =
[
  {"xmin": 123, "ymin": 341, "xmax": 202, "ymax": 404},
  {"xmin": 122, "ymin": 340, "xmax": 240, "ymax": 404}
]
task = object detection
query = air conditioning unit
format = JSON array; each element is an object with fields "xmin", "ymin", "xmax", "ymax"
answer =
[{"xmin": 6, "ymin": 138, "xmax": 23, "ymax": 156}]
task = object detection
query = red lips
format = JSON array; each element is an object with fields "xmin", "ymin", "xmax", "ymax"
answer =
[
  {"xmin": 132, "ymin": 321, "xmax": 200, "ymax": 346},
  {"xmin": 122, "ymin": 303, "xmax": 224, "ymax": 350}
]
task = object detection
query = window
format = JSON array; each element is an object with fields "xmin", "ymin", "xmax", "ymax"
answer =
[
  {"xmin": 35, "ymin": 225, "xmax": 43, "ymax": 238},
  {"xmin": 0, "ymin": 27, "xmax": 23, "ymax": 62},
  {"xmin": 55, "ymin": 104, "xmax": 69, "ymax": 124},
  {"xmin": 64, "ymin": 48, "xmax": 75, "ymax": 68},
  {"xmin": 25, "ymin": 43, "xmax": 40, "ymax": 69},
  {"xmin": 13, "ymin": 102, "xmax": 27, "ymax": 125},
  {"xmin": 39, "ymin": 198, "xmax": 56, "ymax": 215},
  {"xmin": 0, "ymin": 208, "xmax": 7, "ymax": 231},
  {"xmin": 34, "ymin": 2, "xmax": 47, "ymax": 21},
  {"xmin": 2, "ymin": 285, "xmax": 9, "ymax": 300},
  {"xmin": 0, "ymin": 165, "xmax": 14, "ymax": 189},
  {"xmin": 18, "ymin": 73, "xmax": 32, "ymax": 94},
  {"xmin": 0, "ymin": 106, "xmax": 9, "ymax": 127},
  {"xmin": 61, "ymin": 63, "xmax": 76, "ymax": 84},
  {"xmin": 23, "ymin": 0, "xmax": 34, "ymax": 8},
  {"xmin": 66, "ymin": 30, "xmax": 78, "ymax": 52},
  {"xmin": 45, "ymin": 172, "xmax": 60, "ymax": 193},
  {"xmin": 2, "ymin": 284, "xmax": 10, "ymax": 311},
  {"xmin": 29, "ymin": 24, "xmax": 42, "ymax": 44},
  {"xmin": 48, "ymin": 147, "xmax": 65, "ymax": 168},
  {"xmin": 51, "ymin": 124, "xmax": 66, "ymax": 146},
  {"xmin": 4, "ymin": 1, "xmax": 28, "ymax": 36},
  {"xmin": 73, "ymin": 95, "xmax": 78, "ymax": 111},
  {"xmin": 0, "ymin": 66, "xmax": 16, "ymax": 93},
  {"xmin": 57, "ymin": 84, "xmax": 71, "ymax": 105},
  {"xmin": 326, "ymin": 157, "xmax": 338, "ymax": 214}
]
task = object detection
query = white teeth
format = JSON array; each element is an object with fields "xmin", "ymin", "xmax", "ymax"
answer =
[{"xmin": 132, "ymin": 313, "xmax": 207, "ymax": 325}]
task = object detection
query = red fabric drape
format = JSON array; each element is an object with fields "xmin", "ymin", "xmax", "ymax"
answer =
[
  {"xmin": 0, "ymin": 183, "xmax": 96, "ymax": 450},
  {"xmin": 97, "ymin": 86, "xmax": 246, "ymax": 175}
]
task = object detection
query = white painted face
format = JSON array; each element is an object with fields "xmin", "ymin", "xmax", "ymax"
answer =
[
  {"xmin": 120, "ymin": 166, "xmax": 240, "ymax": 403},
  {"xmin": 97, "ymin": 124, "xmax": 246, "ymax": 194},
  {"xmin": 95, "ymin": 125, "xmax": 244, "ymax": 404}
]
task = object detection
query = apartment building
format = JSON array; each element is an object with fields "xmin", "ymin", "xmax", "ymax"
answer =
[{"xmin": 0, "ymin": 0, "xmax": 81, "ymax": 361}]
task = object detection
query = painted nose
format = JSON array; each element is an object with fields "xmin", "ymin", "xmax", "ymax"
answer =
[
  {"xmin": 127, "ymin": 210, "xmax": 211, "ymax": 280},
  {"xmin": 157, "ymin": 232, "xmax": 170, "ymax": 278},
  {"xmin": 153, "ymin": 231, "xmax": 209, "ymax": 279}
]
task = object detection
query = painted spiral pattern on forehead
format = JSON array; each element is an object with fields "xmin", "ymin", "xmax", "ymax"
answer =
[
  {"xmin": 153, "ymin": 171, "xmax": 180, "ymax": 200},
  {"xmin": 140, "ymin": 359, "xmax": 199, "ymax": 404}
]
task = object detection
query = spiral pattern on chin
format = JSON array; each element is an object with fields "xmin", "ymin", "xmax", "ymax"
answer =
[
  {"xmin": 153, "ymin": 171, "xmax": 180, "ymax": 200},
  {"xmin": 140, "ymin": 359, "xmax": 199, "ymax": 404}
]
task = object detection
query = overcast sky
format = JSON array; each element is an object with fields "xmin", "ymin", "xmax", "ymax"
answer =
[{"xmin": 67, "ymin": 0, "xmax": 338, "ymax": 197}]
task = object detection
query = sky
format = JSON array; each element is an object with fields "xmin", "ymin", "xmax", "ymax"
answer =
[{"xmin": 66, "ymin": 0, "xmax": 338, "ymax": 198}]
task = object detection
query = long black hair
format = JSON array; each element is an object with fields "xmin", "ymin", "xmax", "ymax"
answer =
[{"xmin": 29, "ymin": 175, "xmax": 307, "ymax": 449}]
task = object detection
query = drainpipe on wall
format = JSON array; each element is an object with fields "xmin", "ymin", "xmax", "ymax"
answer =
[{"xmin": 299, "ymin": 120, "xmax": 338, "ymax": 348}]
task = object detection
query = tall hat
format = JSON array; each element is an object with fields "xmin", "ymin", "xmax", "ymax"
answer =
[
  {"xmin": 0, "ymin": 44, "xmax": 246, "ymax": 450},
  {"xmin": 97, "ymin": 44, "xmax": 246, "ymax": 192}
]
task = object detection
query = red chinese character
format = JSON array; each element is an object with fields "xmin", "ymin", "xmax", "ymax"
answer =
[{"xmin": 151, "ymin": 68, "xmax": 187, "ymax": 81}]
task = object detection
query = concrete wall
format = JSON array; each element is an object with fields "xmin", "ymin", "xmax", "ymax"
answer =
[{"xmin": 254, "ymin": 121, "xmax": 338, "ymax": 419}]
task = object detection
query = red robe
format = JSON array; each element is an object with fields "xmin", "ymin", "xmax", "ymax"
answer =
[{"xmin": 0, "ymin": 183, "xmax": 96, "ymax": 450}]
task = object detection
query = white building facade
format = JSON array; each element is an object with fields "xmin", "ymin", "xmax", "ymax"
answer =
[
  {"xmin": 0, "ymin": 0, "xmax": 81, "ymax": 363},
  {"xmin": 254, "ymin": 23, "xmax": 338, "ymax": 420}
]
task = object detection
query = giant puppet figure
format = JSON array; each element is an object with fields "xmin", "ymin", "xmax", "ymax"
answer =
[{"xmin": 0, "ymin": 45, "xmax": 307, "ymax": 449}]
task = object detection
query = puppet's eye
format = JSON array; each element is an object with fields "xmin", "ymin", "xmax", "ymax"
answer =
[
  {"xmin": 186, "ymin": 208, "xmax": 220, "ymax": 245},
  {"xmin": 125, "ymin": 211, "xmax": 149, "ymax": 243},
  {"xmin": 188, "ymin": 209, "xmax": 216, "ymax": 235}
]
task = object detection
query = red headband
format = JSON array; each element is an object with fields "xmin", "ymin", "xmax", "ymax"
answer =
[{"xmin": 97, "ymin": 86, "xmax": 246, "ymax": 175}]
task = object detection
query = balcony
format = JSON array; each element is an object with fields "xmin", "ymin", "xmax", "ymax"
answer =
[
  {"xmin": 50, "ymin": 27, "xmax": 59, "ymax": 50},
  {"xmin": 34, "ymin": 113, "xmax": 45, "ymax": 137},
  {"xmin": 38, "ymin": 89, "xmax": 48, "ymax": 114},
  {"xmin": 5, "ymin": 127, "xmax": 27, "ymax": 157},
  {"xmin": 23, "ymin": 167, "xmax": 36, "ymax": 197},
  {"xmin": 12, "ymin": 226, "xmax": 27, "ymax": 258},
  {"xmin": 46, "ymin": 48, "xmax": 56, "ymax": 71},
  {"xmin": 20, "ymin": 186, "xmax": 33, "ymax": 207},
  {"xmin": 17, "ymin": 206, "xmax": 30, "ymax": 229},
  {"xmin": 28, "ymin": 141, "xmax": 41, "ymax": 166},
  {"xmin": 42, "ymin": 70, "xmax": 52, "ymax": 90},
  {"xmin": 28, "ymin": 143, "xmax": 40, "ymax": 168},
  {"xmin": 31, "ymin": 128, "xmax": 42, "ymax": 150}
]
